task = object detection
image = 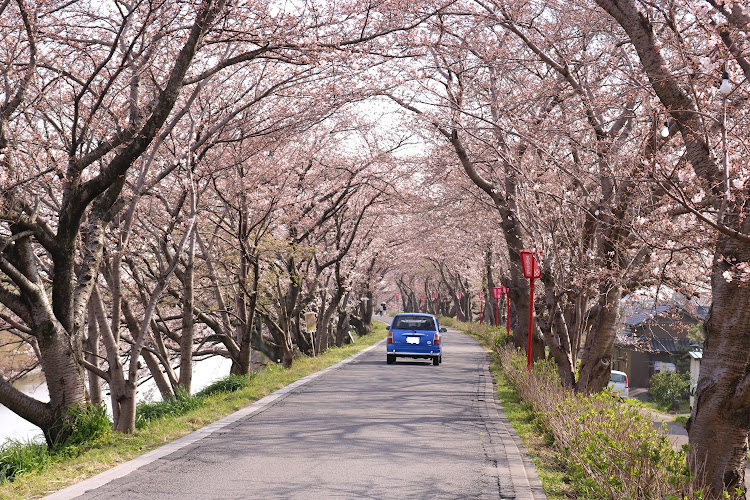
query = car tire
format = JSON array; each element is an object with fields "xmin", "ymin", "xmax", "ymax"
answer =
[
  {"xmin": 387, "ymin": 354, "xmax": 396, "ymax": 364},
  {"xmin": 433, "ymin": 356, "xmax": 439, "ymax": 366}
]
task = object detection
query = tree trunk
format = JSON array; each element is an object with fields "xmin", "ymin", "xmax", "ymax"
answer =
[
  {"xmin": 485, "ymin": 246, "xmax": 496, "ymax": 325},
  {"xmin": 85, "ymin": 306, "xmax": 102, "ymax": 405},
  {"xmin": 576, "ymin": 280, "xmax": 621, "ymax": 394},
  {"xmin": 687, "ymin": 239, "xmax": 750, "ymax": 498},
  {"xmin": 541, "ymin": 277, "xmax": 576, "ymax": 389},
  {"xmin": 112, "ymin": 381, "xmax": 137, "ymax": 434},
  {"xmin": 35, "ymin": 318, "xmax": 89, "ymax": 446},
  {"xmin": 178, "ymin": 224, "xmax": 196, "ymax": 394},
  {"xmin": 589, "ymin": 1, "xmax": 750, "ymax": 493}
]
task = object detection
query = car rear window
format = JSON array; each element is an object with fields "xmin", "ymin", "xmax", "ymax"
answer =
[
  {"xmin": 610, "ymin": 373, "xmax": 626, "ymax": 383},
  {"xmin": 392, "ymin": 316, "xmax": 435, "ymax": 330}
]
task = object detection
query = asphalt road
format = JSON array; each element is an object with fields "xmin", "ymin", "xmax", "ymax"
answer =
[{"xmin": 47, "ymin": 328, "xmax": 543, "ymax": 499}]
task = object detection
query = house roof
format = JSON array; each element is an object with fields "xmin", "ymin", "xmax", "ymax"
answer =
[
  {"xmin": 650, "ymin": 337, "xmax": 692, "ymax": 353},
  {"xmin": 623, "ymin": 305, "xmax": 673, "ymax": 326},
  {"xmin": 622, "ymin": 301, "xmax": 707, "ymax": 327}
]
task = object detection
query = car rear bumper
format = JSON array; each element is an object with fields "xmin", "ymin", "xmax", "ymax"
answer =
[{"xmin": 387, "ymin": 347, "xmax": 441, "ymax": 358}]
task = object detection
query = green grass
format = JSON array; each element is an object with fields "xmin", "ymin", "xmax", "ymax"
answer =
[
  {"xmin": 134, "ymin": 389, "xmax": 205, "ymax": 429},
  {"xmin": 0, "ymin": 326, "xmax": 386, "ymax": 499},
  {"xmin": 0, "ymin": 441, "xmax": 51, "ymax": 485},
  {"xmin": 489, "ymin": 362, "xmax": 581, "ymax": 500}
]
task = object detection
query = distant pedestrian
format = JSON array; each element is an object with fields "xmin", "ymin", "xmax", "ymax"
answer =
[{"xmin": 381, "ymin": 302, "xmax": 387, "ymax": 315}]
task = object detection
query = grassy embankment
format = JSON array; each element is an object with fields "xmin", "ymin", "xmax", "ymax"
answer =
[
  {"xmin": 0, "ymin": 325, "xmax": 386, "ymax": 500},
  {"xmin": 440, "ymin": 317, "xmax": 701, "ymax": 499}
]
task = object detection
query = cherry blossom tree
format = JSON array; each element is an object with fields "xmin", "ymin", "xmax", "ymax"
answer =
[{"xmin": 591, "ymin": 0, "xmax": 750, "ymax": 495}]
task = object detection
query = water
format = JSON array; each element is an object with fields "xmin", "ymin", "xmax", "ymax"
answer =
[
  {"xmin": 0, "ymin": 356, "xmax": 232, "ymax": 444},
  {"xmin": 0, "ymin": 371, "xmax": 48, "ymax": 442}
]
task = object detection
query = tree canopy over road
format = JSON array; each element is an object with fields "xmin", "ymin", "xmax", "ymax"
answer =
[{"xmin": 0, "ymin": 0, "xmax": 748, "ymax": 497}]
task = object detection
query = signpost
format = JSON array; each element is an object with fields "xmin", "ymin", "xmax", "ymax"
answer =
[
  {"xmin": 519, "ymin": 249, "xmax": 541, "ymax": 369},
  {"xmin": 420, "ymin": 295, "xmax": 425, "ymax": 313},
  {"xmin": 305, "ymin": 311, "xmax": 317, "ymax": 354},
  {"xmin": 457, "ymin": 292, "xmax": 462, "ymax": 320}
]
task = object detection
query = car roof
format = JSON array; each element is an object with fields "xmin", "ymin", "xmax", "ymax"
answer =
[{"xmin": 393, "ymin": 313, "xmax": 436, "ymax": 319}]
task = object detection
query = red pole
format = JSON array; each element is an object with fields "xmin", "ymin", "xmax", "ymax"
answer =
[
  {"xmin": 495, "ymin": 297, "xmax": 499, "ymax": 327},
  {"xmin": 506, "ymin": 292, "xmax": 511, "ymax": 336},
  {"xmin": 527, "ymin": 278, "xmax": 535, "ymax": 369}
]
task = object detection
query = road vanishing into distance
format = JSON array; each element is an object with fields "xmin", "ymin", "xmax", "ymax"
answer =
[{"xmin": 47, "ymin": 324, "xmax": 544, "ymax": 500}]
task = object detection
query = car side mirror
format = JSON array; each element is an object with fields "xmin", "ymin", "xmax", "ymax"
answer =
[{"xmin": 439, "ymin": 327, "xmax": 447, "ymax": 333}]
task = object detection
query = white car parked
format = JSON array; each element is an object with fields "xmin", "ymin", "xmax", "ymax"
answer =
[{"xmin": 608, "ymin": 370, "xmax": 629, "ymax": 398}]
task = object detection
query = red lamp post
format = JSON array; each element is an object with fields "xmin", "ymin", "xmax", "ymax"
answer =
[
  {"xmin": 492, "ymin": 287, "xmax": 502, "ymax": 327},
  {"xmin": 519, "ymin": 249, "xmax": 541, "ymax": 369},
  {"xmin": 479, "ymin": 292, "xmax": 484, "ymax": 324},
  {"xmin": 432, "ymin": 292, "xmax": 438, "ymax": 315}
]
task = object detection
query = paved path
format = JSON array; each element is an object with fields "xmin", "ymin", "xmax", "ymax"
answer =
[
  {"xmin": 45, "ymin": 328, "xmax": 545, "ymax": 499},
  {"xmin": 646, "ymin": 404, "xmax": 750, "ymax": 492}
]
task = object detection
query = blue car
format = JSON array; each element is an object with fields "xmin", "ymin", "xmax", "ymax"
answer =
[{"xmin": 386, "ymin": 313, "xmax": 445, "ymax": 365}]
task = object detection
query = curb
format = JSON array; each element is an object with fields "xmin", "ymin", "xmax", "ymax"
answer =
[{"xmin": 475, "ymin": 343, "xmax": 546, "ymax": 499}]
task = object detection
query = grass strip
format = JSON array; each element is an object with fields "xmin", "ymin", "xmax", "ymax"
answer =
[
  {"xmin": 488, "ymin": 360, "xmax": 584, "ymax": 499},
  {"xmin": 0, "ymin": 326, "xmax": 385, "ymax": 500}
]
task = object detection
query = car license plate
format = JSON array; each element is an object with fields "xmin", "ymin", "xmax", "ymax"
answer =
[{"xmin": 406, "ymin": 337, "xmax": 420, "ymax": 344}]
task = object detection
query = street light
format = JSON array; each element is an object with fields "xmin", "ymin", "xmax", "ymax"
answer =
[
  {"xmin": 657, "ymin": 71, "xmax": 732, "ymax": 220},
  {"xmin": 660, "ymin": 121, "xmax": 670, "ymax": 138},
  {"xmin": 719, "ymin": 71, "xmax": 731, "ymax": 222},
  {"xmin": 492, "ymin": 286, "xmax": 502, "ymax": 327},
  {"xmin": 720, "ymin": 71, "xmax": 732, "ymax": 97}
]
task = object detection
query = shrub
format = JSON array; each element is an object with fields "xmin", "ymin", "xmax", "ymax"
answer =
[
  {"xmin": 497, "ymin": 346, "xmax": 697, "ymax": 499},
  {"xmin": 650, "ymin": 371, "xmax": 690, "ymax": 409},
  {"xmin": 0, "ymin": 440, "xmax": 50, "ymax": 484},
  {"xmin": 463, "ymin": 322, "xmax": 508, "ymax": 352},
  {"xmin": 196, "ymin": 374, "xmax": 252, "ymax": 398},
  {"xmin": 53, "ymin": 402, "xmax": 111, "ymax": 451},
  {"xmin": 135, "ymin": 389, "xmax": 204, "ymax": 429}
]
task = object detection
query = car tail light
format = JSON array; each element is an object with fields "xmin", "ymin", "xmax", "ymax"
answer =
[
  {"xmin": 388, "ymin": 331, "xmax": 393, "ymax": 344},
  {"xmin": 433, "ymin": 332, "xmax": 439, "ymax": 345},
  {"xmin": 625, "ymin": 375, "xmax": 629, "ymax": 389}
]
